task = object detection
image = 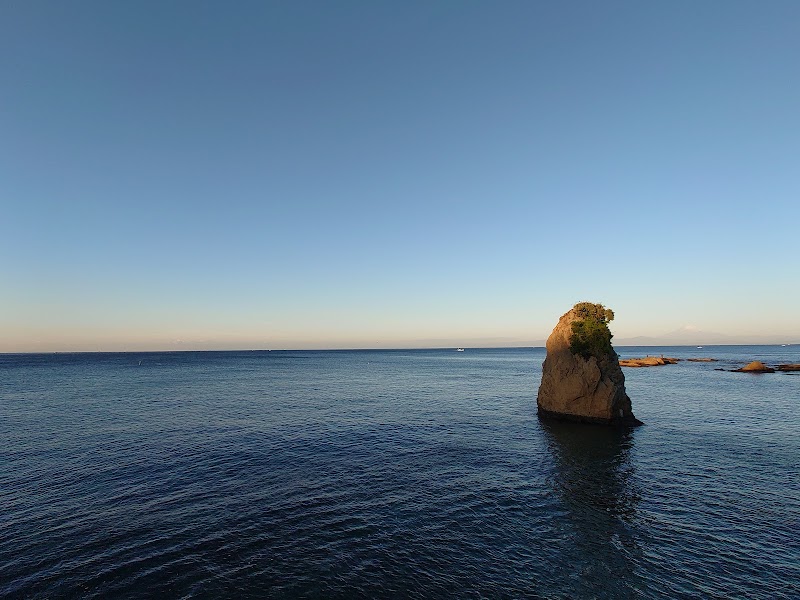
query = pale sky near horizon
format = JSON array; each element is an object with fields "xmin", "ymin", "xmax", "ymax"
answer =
[{"xmin": 2, "ymin": 1, "xmax": 799, "ymax": 352}]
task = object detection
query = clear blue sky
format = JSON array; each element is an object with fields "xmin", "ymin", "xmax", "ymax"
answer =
[{"xmin": 2, "ymin": 1, "xmax": 799, "ymax": 351}]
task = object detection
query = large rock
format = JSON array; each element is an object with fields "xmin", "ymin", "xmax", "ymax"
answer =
[
  {"xmin": 619, "ymin": 356, "xmax": 680, "ymax": 367},
  {"xmin": 537, "ymin": 304, "xmax": 641, "ymax": 425}
]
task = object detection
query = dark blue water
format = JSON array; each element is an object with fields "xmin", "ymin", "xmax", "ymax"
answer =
[{"xmin": 1, "ymin": 346, "xmax": 798, "ymax": 598}]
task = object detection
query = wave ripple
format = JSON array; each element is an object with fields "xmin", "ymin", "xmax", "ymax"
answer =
[{"xmin": 1, "ymin": 348, "xmax": 798, "ymax": 598}]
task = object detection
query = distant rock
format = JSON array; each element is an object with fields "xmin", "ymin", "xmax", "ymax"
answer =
[
  {"xmin": 687, "ymin": 358, "xmax": 718, "ymax": 362},
  {"xmin": 776, "ymin": 363, "xmax": 800, "ymax": 372},
  {"xmin": 734, "ymin": 361, "xmax": 775, "ymax": 373},
  {"xmin": 619, "ymin": 356, "xmax": 680, "ymax": 368},
  {"xmin": 537, "ymin": 302, "xmax": 641, "ymax": 426}
]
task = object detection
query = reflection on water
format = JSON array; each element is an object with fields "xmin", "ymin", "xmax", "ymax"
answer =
[{"xmin": 541, "ymin": 421, "xmax": 643, "ymax": 596}]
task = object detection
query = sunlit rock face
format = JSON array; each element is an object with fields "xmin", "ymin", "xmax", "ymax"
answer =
[
  {"xmin": 537, "ymin": 304, "xmax": 641, "ymax": 426},
  {"xmin": 735, "ymin": 361, "xmax": 775, "ymax": 373}
]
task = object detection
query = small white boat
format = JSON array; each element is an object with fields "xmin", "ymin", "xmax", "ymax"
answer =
[{"xmin": 456, "ymin": 348, "xmax": 465, "ymax": 352}]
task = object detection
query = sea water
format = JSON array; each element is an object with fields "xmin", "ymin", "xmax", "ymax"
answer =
[{"xmin": 1, "ymin": 347, "xmax": 798, "ymax": 598}]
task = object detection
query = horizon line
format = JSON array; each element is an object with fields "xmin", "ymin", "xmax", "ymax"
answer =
[{"xmin": 1, "ymin": 342, "xmax": 796, "ymax": 355}]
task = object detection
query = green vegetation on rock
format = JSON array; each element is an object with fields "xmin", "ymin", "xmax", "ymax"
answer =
[{"xmin": 569, "ymin": 302, "xmax": 615, "ymax": 360}]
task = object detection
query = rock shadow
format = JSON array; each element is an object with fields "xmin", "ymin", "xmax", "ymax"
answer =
[{"xmin": 540, "ymin": 420, "xmax": 643, "ymax": 596}]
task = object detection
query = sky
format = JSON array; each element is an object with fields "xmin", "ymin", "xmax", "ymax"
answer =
[{"xmin": 2, "ymin": 1, "xmax": 799, "ymax": 351}]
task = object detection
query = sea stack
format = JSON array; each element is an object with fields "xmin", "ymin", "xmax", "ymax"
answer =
[{"xmin": 537, "ymin": 302, "xmax": 641, "ymax": 425}]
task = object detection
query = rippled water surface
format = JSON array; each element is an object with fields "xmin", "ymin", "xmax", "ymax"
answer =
[{"xmin": 2, "ymin": 347, "xmax": 798, "ymax": 598}]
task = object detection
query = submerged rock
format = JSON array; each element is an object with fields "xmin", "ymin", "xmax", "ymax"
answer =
[{"xmin": 537, "ymin": 303, "xmax": 641, "ymax": 426}]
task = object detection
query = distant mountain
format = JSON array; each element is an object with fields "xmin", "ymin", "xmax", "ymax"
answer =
[{"xmin": 615, "ymin": 326, "xmax": 798, "ymax": 346}]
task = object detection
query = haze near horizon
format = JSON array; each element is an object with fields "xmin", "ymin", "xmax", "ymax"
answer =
[{"xmin": 2, "ymin": 1, "xmax": 799, "ymax": 352}]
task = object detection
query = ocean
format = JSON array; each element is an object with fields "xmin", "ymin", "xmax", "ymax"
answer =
[{"xmin": 1, "ymin": 346, "xmax": 798, "ymax": 598}]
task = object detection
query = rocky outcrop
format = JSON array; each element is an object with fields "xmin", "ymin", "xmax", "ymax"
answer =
[
  {"xmin": 776, "ymin": 363, "xmax": 800, "ymax": 372},
  {"xmin": 619, "ymin": 356, "xmax": 680, "ymax": 367},
  {"xmin": 734, "ymin": 361, "xmax": 775, "ymax": 373},
  {"xmin": 537, "ymin": 303, "xmax": 641, "ymax": 426}
]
